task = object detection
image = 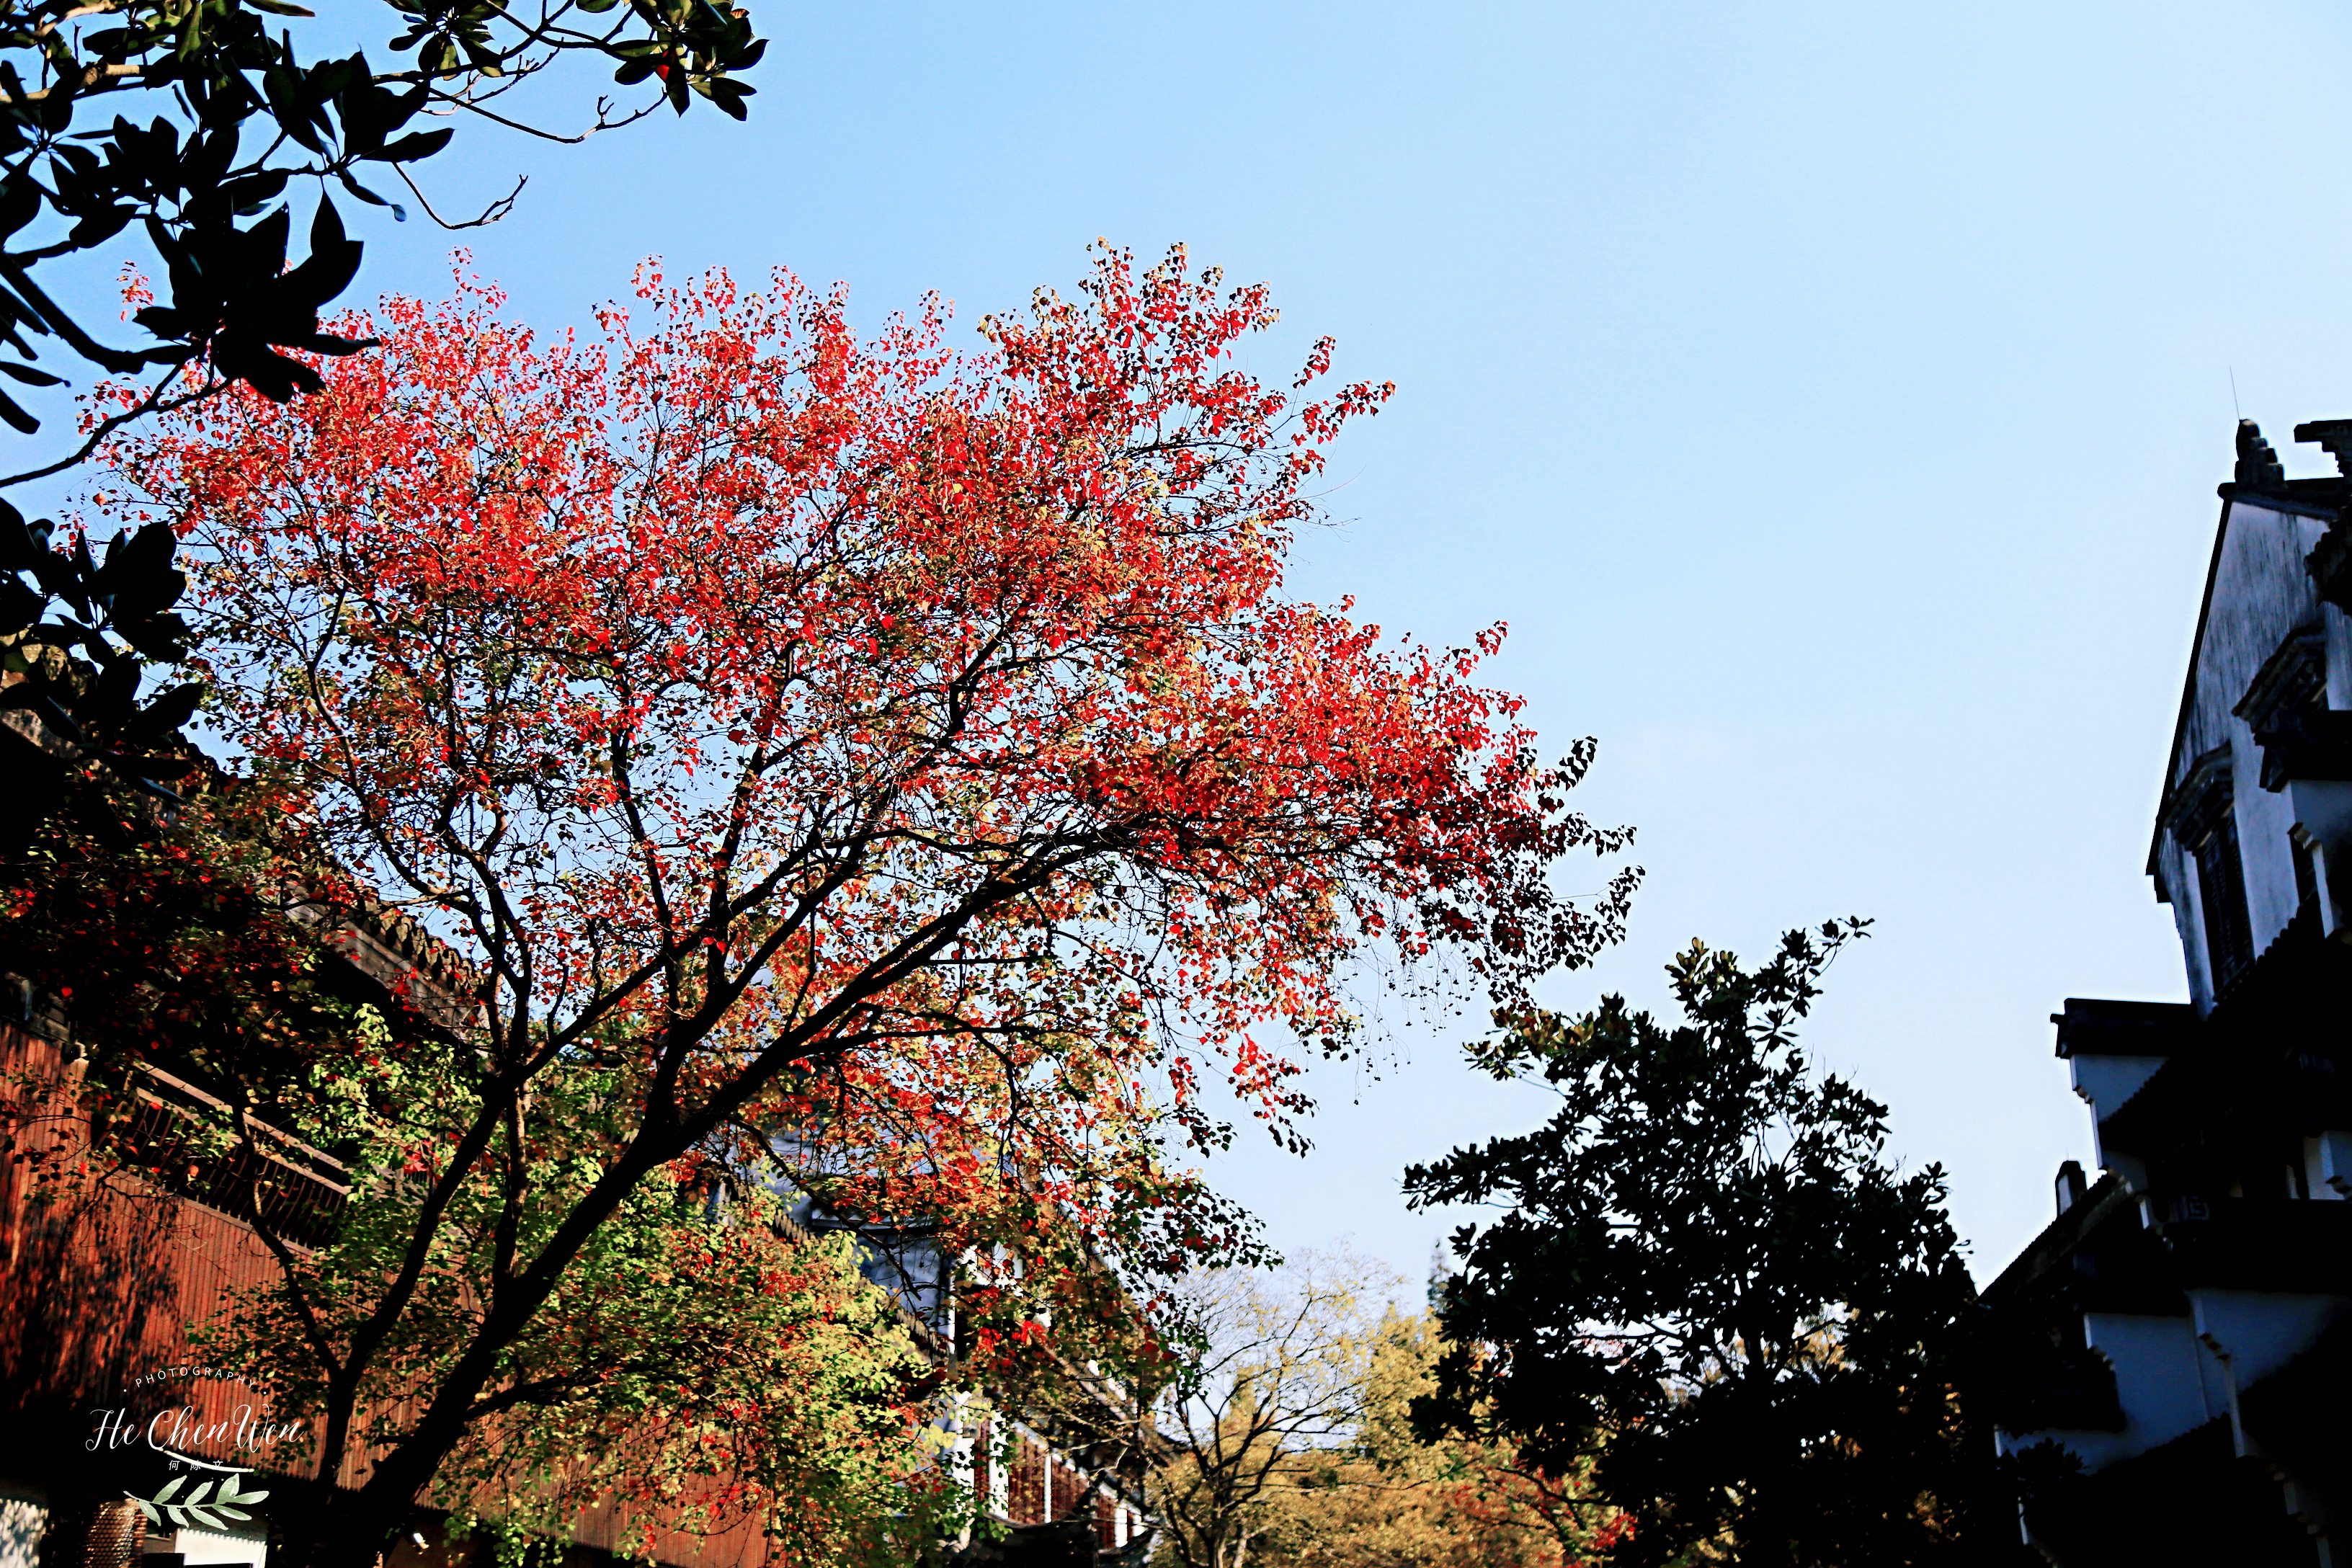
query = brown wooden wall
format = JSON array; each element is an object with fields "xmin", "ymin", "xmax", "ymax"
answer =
[
  {"xmin": 0, "ymin": 1022, "xmax": 1141, "ymax": 1567},
  {"xmin": 0, "ymin": 1024, "xmax": 766, "ymax": 1567}
]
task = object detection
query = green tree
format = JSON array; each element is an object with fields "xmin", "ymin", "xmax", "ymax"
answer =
[
  {"xmin": 1149, "ymin": 1255, "xmax": 1617, "ymax": 1568},
  {"xmin": 1, "ymin": 516, "xmax": 199, "ymax": 845},
  {"xmin": 222, "ymin": 1030, "xmax": 963, "ymax": 1567},
  {"xmin": 0, "ymin": 0, "xmax": 767, "ymax": 839},
  {"xmin": 1248, "ymin": 1308, "xmax": 1621, "ymax": 1568},
  {"xmin": 0, "ymin": 0, "xmax": 764, "ymax": 453},
  {"xmin": 1405, "ymin": 923, "xmax": 2022, "ymax": 1568},
  {"xmin": 1152, "ymin": 1252, "xmax": 1394, "ymax": 1568}
]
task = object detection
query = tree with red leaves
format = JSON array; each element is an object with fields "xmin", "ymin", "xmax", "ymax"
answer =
[{"xmin": 90, "ymin": 244, "xmax": 1636, "ymax": 1567}]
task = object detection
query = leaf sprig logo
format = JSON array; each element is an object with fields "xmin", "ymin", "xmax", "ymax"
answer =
[{"xmin": 125, "ymin": 1470, "xmax": 270, "ymax": 1532}]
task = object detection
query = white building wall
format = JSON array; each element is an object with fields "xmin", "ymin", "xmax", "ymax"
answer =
[
  {"xmin": 2070, "ymin": 1055, "xmax": 2170, "ymax": 1125},
  {"xmin": 2189, "ymin": 1289, "xmax": 2346, "ymax": 1391},
  {"xmin": 156, "ymin": 1522, "xmax": 270, "ymax": 1567},
  {"xmin": 2160, "ymin": 499, "xmax": 2352, "ymax": 1008},
  {"xmin": 2074, "ymin": 1311, "xmax": 2230, "ymax": 1468},
  {"xmin": 2187, "ymin": 1290, "xmax": 2351, "ymax": 1459},
  {"xmin": 2000, "ymin": 1311, "xmax": 2230, "ymax": 1473}
]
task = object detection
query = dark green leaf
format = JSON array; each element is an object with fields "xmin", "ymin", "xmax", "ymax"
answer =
[{"xmin": 373, "ymin": 126, "xmax": 453, "ymax": 164}]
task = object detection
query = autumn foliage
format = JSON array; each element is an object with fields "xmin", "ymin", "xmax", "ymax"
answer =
[{"xmin": 79, "ymin": 244, "xmax": 1634, "ymax": 1565}]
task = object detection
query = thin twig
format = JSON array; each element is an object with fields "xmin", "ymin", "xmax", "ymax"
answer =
[
  {"xmin": 440, "ymin": 89, "xmax": 657, "ymax": 145},
  {"xmin": 0, "ymin": 370, "xmax": 220, "ymax": 491},
  {"xmin": 394, "ymin": 166, "xmax": 527, "ymax": 231}
]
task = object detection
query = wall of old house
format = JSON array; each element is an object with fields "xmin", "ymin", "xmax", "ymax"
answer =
[
  {"xmin": 0, "ymin": 1024, "xmax": 788, "ymax": 1568},
  {"xmin": 1, "ymin": 1022, "xmax": 1153, "ymax": 1568},
  {"xmin": 0, "ymin": 1023, "xmax": 296, "ymax": 1567},
  {"xmin": 2156, "ymin": 497, "xmax": 2352, "ymax": 1009}
]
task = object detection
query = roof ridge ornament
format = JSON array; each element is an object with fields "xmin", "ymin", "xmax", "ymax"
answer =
[
  {"xmin": 2294, "ymin": 416, "xmax": 2352, "ymax": 479},
  {"xmin": 2239, "ymin": 419, "xmax": 2288, "ymax": 488},
  {"xmin": 2291, "ymin": 418, "xmax": 2352, "ymax": 610}
]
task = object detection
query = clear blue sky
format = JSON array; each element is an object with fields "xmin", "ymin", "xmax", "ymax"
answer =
[{"xmin": 200, "ymin": 0, "xmax": 2352, "ymax": 1288}]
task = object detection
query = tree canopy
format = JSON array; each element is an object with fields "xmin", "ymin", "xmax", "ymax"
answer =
[
  {"xmin": 66, "ymin": 244, "xmax": 1636, "ymax": 1567},
  {"xmin": 1407, "ymin": 923, "xmax": 2023, "ymax": 1568},
  {"xmin": 1149, "ymin": 1253, "xmax": 1620, "ymax": 1568},
  {"xmin": 1152, "ymin": 1252, "xmax": 1391, "ymax": 1568}
]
